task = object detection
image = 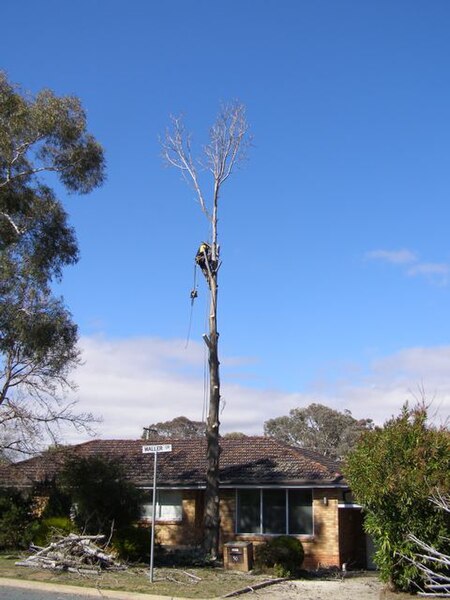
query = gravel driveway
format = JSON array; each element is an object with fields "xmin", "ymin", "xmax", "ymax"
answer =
[{"xmin": 244, "ymin": 575, "xmax": 382, "ymax": 600}]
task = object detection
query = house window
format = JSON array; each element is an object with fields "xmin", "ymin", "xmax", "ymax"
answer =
[
  {"xmin": 238, "ymin": 489, "xmax": 260, "ymax": 533},
  {"xmin": 263, "ymin": 489, "xmax": 286, "ymax": 534},
  {"xmin": 141, "ymin": 490, "xmax": 183, "ymax": 522},
  {"xmin": 288, "ymin": 490, "xmax": 313, "ymax": 535},
  {"xmin": 237, "ymin": 489, "xmax": 313, "ymax": 535}
]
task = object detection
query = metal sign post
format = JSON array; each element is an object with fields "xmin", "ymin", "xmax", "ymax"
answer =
[{"xmin": 142, "ymin": 444, "xmax": 172, "ymax": 582}]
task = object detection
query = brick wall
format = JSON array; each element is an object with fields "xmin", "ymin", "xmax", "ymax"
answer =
[
  {"xmin": 147, "ymin": 487, "xmax": 351, "ymax": 570},
  {"xmin": 149, "ymin": 490, "xmax": 204, "ymax": 547},
  {"xmin": 302, "ymin": 489, "xmax": 340, "ymax": 569},
  {"xmin": 219, "ymin": 488, "xmax": 343, "ymax": 570}
]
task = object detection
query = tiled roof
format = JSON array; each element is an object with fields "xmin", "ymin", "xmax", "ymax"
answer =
[{"xmin": 0, "ymin": 437, "xmax": 344, "ymax": 489}]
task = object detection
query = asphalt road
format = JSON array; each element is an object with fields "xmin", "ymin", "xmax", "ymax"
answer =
[{"xmin": 0, "ymin": 584, "xmax": 99, "ymax": 600}]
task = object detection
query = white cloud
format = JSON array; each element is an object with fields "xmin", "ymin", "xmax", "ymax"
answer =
[
  {"xmin": 366, "ymin": 248, "xmax": 450, "ymax": 285},
  {"xmin": 310, "ymin": 346, "xmax": 450, "ymax": 426},
  {"xmin": 63, "ymin": 336, "xmax": 450, "ymax": 445},
  {"xmin": 366, "ymin": 249, "xmax": 417, "ymax": 265},
  {"xmin": 406, "ymin": 262, "xmax": 450, "ymax": 285}
]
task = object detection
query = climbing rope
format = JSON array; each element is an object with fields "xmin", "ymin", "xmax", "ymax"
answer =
[
  {"xmin": 202, "ymin": 298, "xmax": 209, "ymax": 423},
  {"xmin": 185, "ymin": 262, "xmax": 198, "ymax": 348}
]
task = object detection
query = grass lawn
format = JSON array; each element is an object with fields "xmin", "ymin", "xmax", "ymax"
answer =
[{"xmin": 0, "ymin": 555, "xmax": 277, "ymax": 598}]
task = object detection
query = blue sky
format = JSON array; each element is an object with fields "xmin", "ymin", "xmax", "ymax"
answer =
[{"xmin": 2, "ymin": 0, "xmax": 450, "ymax": 439}]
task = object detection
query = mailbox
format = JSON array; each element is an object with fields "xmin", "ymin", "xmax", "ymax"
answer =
[{"xmin": 224, "ymin": 541, "xmax": 253, "ymax": 571}]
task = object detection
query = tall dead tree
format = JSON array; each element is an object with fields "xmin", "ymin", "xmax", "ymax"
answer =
[{"xmin": 162, "ymin": 102, "xmax": 249, "ymax": 558}]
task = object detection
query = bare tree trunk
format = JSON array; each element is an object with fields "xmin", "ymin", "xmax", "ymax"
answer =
[
  {"xmin": 161, "ymin": 103, "xmax": 249, "ymax": 559},
  {"xmin": 203, "ymin": 269, "xmax": 221, "ymax": 556}
]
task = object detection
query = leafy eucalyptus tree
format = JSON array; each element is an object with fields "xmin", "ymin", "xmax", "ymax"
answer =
[
  {"xmin": 0, "ymin": 72, "xmax": 105, "ymax": 456},
  {"xmin": 264, "ymin": 403, "xmax": 373, "ymax": 459},
  {"xmin": 142, "ymin": 416, "xmax": 205, "ymax": 439},
  {"xmin": 162, "ymin": 102, "xmax": 250, "ymax": 558}
]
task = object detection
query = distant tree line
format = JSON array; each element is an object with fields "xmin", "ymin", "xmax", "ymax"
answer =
[
  {"xmin": 264, "ymin": 403, "xmax": 374, "ymax": 459},
  {"xmin": 142, "ymin": 403, "xmax": 373, "ymax": 460}
]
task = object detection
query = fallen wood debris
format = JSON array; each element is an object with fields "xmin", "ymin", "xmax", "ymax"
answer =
[
  {"xmin": 161, "ymin": 569, "xmax": 203, "ymax": 584},
  {"xmin": 222, "ymin": 577, "xmax": 288, "ymax": 597},
  {"xmin": 182, "ymin": 570, "xmax": 202, "ymax": 581},
  {"xmin": 406, "ymin": 534, "xmax": 450, "ymax": 598},
  {"xmin": 16, "ymin": 533, "xmax": 126, "ymax": 574}
]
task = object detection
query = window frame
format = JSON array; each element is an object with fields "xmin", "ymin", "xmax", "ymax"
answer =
[
  {"xmin": 140, "ymin": 489, "xmax": 183, "ymax": 523},
  {"xmin": 235, "ymin": 488, "xmax": 314, "ymax": 536}
]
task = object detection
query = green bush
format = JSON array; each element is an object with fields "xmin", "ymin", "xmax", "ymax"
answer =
[
  {"xmin": 38, "ymin": 484, "xmax": 71, "ymax": 519},
  {"xmin": 112, "ymin": 526, "xmax": 152, "ymax": 563},
  {"xmin": 31, "ymin": 516, "xmax": 76, "ymax": 547},
  {"xmin": 345, "ymin": 404, "xmax": 450, "ymax": 592},
  {"xmin": 58, "ymin": 456, "xmax": 145, "ymax": 535},
  {"xmin": 254, "ymin": 535, "xmax": 304, "ymax": 576},
  {"xmin": 0, "ymin": 489, "xmax": 34, "ymax": 551}
]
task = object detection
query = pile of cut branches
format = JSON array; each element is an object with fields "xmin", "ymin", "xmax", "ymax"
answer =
[
  {"xmin": 404, "ymin": 492, "xmax": 450, "ymax": 598},
  {"xmin": 16, "ymin": 533, "xmax": 126, "ymax": 574},
  {"xmin": 407, "ymin": 533, "xmax": 450, "ymax": 597}
]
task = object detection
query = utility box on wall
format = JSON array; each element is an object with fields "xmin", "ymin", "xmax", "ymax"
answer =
[{"xmin": 224, "ymin": 541, "xmax": 253, "ymax": 571}]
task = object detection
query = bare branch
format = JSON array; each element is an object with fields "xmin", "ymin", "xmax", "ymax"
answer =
[
  {"xmin": 400, "ymin": 495, "xmax": 450, "ymax": 597},
  {"xmin": 205, "ymin": 102, "xmax": 249, "ymax": 187},
  {"xmin": 429, "ymin": 490, "xmax": 450, "ymax": 513},
  {"xmin": 161, "ymin": 116, "xmax": 210, "ymax": 219},
  {"xmin": 161, "ymin": 102, "xmax": 249, "ymax": 224},
  {"xmin": 0, "ymin": 211, "xmax": 23, "ymax": 235}
]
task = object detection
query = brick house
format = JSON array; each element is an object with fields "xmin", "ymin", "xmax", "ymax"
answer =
[{"xmin": 0, "ymin": 437, "xmax": 367, "ymax": 569}]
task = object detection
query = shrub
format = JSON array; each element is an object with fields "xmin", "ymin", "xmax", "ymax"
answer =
[
  {"xmin": 0, "ymin": 488, "xmax": 34, "ymax": 551},
  {"xmin": 345, "ymin": 404, "xmax": 450, "ymax": 592},
  {"xmin": 39, "ymin": 484, "xmax": 72, "ymax": 519},
  {"xmin": 112, "ymin": 526, "xmax": 152, "ymax": 563},
  {"xmin": 57, "ymin": 456, "xmax": 145, "ymax": 535},
  {"xmin": 30, "ymin": 516, "xmax": 76, "ymax": 547},
  {"xmin": 254, "ymin": 535, "xmax": 304, "ymax": 576}
]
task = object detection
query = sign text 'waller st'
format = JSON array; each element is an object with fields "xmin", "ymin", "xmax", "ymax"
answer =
[{"xmin": 142, "ymin": 444, "xmax": 172, "ymax": 454}]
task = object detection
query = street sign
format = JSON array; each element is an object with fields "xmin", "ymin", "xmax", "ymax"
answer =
[{"xmin": 142, "ymin": 444, "xmax": 172, "ymax": 454}]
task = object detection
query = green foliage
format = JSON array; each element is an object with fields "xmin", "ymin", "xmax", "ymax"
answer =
[
  {"xmin": 254, "ymin": 536, "xmax": 304, "ymax": 576},
  {"xmin": 37, "ymin": 482, "xmax": 71, "ymax": 520},
  {"xmin": 142, "ymin": 416, "xmax": 205, "ymax": 439},
  {"xmin": 0, "ymin": 72, "xmax": 104, "ymax": 279},
  {"xmin": 345, "ymin": 404, "xmax": 450, "ymax": 591},
  {"xmin": 0, "ymin": 488, "xmax": 34, "ymax": 550},
  {"xmin": 264, "ymin": 403, "xmax": 373, "ymax": 459},
  {"xmin": 31, "ymin": 516, "xmax": 76, "ymax": 547},
  {"xmin": 273, "ymin": 563, "xmax": 292, "ymax": 578},
  {"xmin": 58, "ymin": 455, "xmax": 145, "ymax": 536},
  {"xmin": 112, "ymin": 526, "xmax": 152, "ymax": 563},
  {"xmin": 0, "ymin": 72, "xmax": 105, "ymax": 455}
]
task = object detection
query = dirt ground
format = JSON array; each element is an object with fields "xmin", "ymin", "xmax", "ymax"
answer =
[{"xmin": 245, "ymin": 574, "xmax": 407, "ymax": 600}]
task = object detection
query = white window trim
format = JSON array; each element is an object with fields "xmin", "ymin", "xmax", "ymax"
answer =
[{"xmin": 141, "ymin": 489, "xmax": 183, "ymax": 523}]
